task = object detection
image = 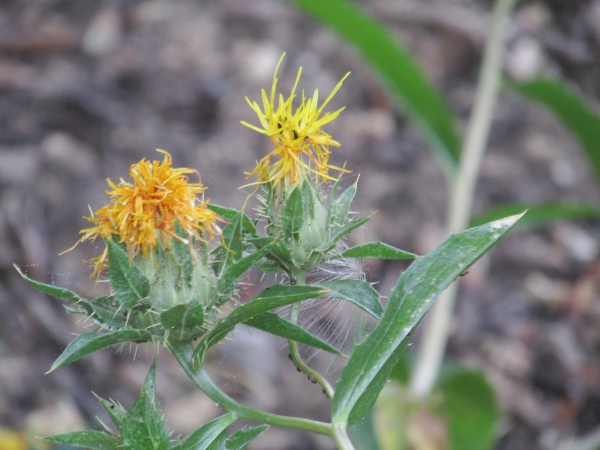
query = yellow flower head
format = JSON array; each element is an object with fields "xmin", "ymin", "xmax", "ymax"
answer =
[
  {"xmin": 67, "ymin": 150, "xmax": 219, "ymax": 275},
  {"xmin": 241, "ymin": 54, "xmax": 350, "ymax": 186}
]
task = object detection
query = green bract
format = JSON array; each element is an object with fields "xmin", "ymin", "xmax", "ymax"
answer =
[{"xmin": 254, "ymin": 178, "xmax": 369, "ymax": 274}]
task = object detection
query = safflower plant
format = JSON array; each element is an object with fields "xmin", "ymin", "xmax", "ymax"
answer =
[{"xmin": 17, "ymin": 55, "xmax": 523, "ymax": 450}]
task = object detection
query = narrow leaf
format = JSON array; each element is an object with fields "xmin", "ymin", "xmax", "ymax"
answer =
[
  {"xmin": 472, "ymin": 202, "xmax": 600, "ymax": 229},
  {"xmin": 16, "ymin": 265, "xmax": 88, "ymax": 304},
  {"xmin": 508, "ymin": 77, "xmax": 600, "ymax": 183},
  {"xmin": 45, "ymin": 430, "xmax": 121, "ymax": 449},
  {"xmin": 171, "ymin": 414, "xmax": 237, "ymax": 450},
  {"xmin": 321, "ymin": 216, "xmax": 371, "ymax": 252},
  {"xmin": 332, "ymin": 213, "xmax": 523, "ymax": 425},
  {"xmin": 216, "ymin": 245, "xmax": 272, "ymax": 298},
  {"xmin": 121, "ymin": 363, "xmax": 170, "ymax": 450},
  {"xmin": 281, "ymin": 185, "xmax": 307, "ymax": 238},
  {"xmin": 334, "ymin": 242, "xmax": 418, "ymax": 260},
  {"xmin": 245, "ymin": 312, "xmax": 342, "ymax": 355},
  {"xmin": 50, "ymin": 330, "xmax": 153, "ymax": 371},
  {"xmin": 226, "ymin": 425, "xmax": 268, "ymax": 450},
  {"xmin": 107, "ymin": 239, "xmax": 150, "ymax": 309},
  {"xmin": 212, "ymin": 212, "xmax": 245, "ymax": 277},
  {"xmin": 329, "ymin": 183, "xmax": 357, "ymax": 229},
  {"xmin": 194, "ymin": 284, "xmax": 327, "ymax": 361},
  {"xmin": 86, "ymin": 295, "xmax": 127, "ymax": 330},
  {"xmin": 208, "ymin": 204, "xmax": 257, "ymax": 236},
  {"xmin": 318, "ymin": 280, "xmax": 383, "ymax": 319},
  {"xmin": 287, "ymin": 0, "xmax": 461, "ymax": 171},
  {"xmin": 206, "ymin": 431, "xmax": 227, "ymax": 450}
]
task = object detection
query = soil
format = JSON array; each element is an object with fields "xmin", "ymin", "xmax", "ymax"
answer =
[{"xmin": 1, "ymin": 0, "xmax": 600, "ymax": 449}]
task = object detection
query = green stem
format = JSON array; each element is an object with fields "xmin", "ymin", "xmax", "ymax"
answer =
[
  {"xmin": 331, "ymin": 426, "xmax": 356, "ymax": 450},
  {"xmin": 409, "ymin": 0, "xmax": 517, "ymax": 398},
  {"xmin": 287, "ymin": 270, "xmax": 335, "ymax": 399},
  {"xmin": 170, "ymin": 341, "xmax": 332, "ymax": 436}
]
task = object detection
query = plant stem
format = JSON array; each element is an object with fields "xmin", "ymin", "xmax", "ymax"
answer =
[
  {"xmin": 331, "ymin": 426, "xmax": 356, "ymax": 450},
  {"xmin": 288, "ymin": 270, "xmax": 335, "ymax": 399},
  {"xmin": 170, "ymin": 341, "xmax": 333, "ymax": 436},
  {"xmin": 409, "ymin": 0, "xmax": 517, "ymax": 398}
]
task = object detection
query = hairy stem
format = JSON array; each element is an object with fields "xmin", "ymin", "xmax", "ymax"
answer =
[{"xmin": 409, "ymin": 0, "xmax": 517, "ymax": 398}]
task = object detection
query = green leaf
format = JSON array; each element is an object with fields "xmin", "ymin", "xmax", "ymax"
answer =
[
  {"xmin": 329, "ymin": 182, "xmax": 357, "ymax": 230},
  {"xmin": 436, "ymin": 368, "xmax": 499, "ymax": 450},
  {"xmin": 346, "ymin": 341, "xmax": 407, "ymax": 426},
  {"xmin": 160, "ymin": 302, "xmax": 206, "ymax": 341},
  {"xmin": 206, "ymin": 431, "xmax": 227, "ymax": 450},
  {"xmin": 50, "ymin": 330, "xmax": 153, "ymax": 371},
  {"xmin": 508, "ymin": 77, "xmax": 600, "ymax": 183},
  {"xmin": 318, "ymin": 280, "xmax": 383, "ymax": 319},
  {"xmin": 226, "ymin": 425, "xmax": 268, "ymax": 450},
  {"xmin": 331, "ymin": 213, "xmax": 523, "ymax": 426},
  {"xmin": 16, "ymin": 266, "xmax": 118, "ymax": 327},
  {"xmin": 244, "ymin": 312, "xmax": 342, "ymax": 355},
  {"xmin": 350, "ymin": 409, "xmax": 381, "ymax": 450},
  {"xmin": 216, "ymin": 245, "xmax": 272, "ymax": 300},
  {"xmin": 86, "ymin": 295, "xmax": 127, "ymax": 330},
  {"xmin": 171, "ymin": 414, "xmax": 238, "ymax": 450},
  {"xmin": 107, "ymin": 239, "xmax": 150, "ymax": 309},
  {"xmin": 217, "ymin": 212, "xmax": 245, "ymax": 272},
  {"xmin": 471, "ymin": 202, "xmax": 600, "ymax": 229},
  {"xmin": 171, "ymin": 224, "xmax": 196, "ymax": 281},
  {"xmin": 321, "ymin": 216, "xmax": 371, "ymax": 252},
  {"xmin": 121, "ymin": 363, "xmax": 170, "ymax": 450},
  {"xmin": 15, "ymin": 265, "xmax": 90, "ymax": 304},
  {"xmin": 98, "ymin": 396, "xmax": 128, "ymax": 430},
  {"xmin": 334, "ymin": 242, "xmax": 418, "ymax": 260},
  {"xmin": 45, "ymin": 430, "xmax": 121, "ymax": 449},
  {"xmin": 194, "ymin": 284, "xmax": 327, "ymax": 361},
  {"xmin": 208, "ymin": 204, "xmax": 257, "ymax": 236},
  {"xmin": 281, "ymin": 185, "xmax": 307, "ymax": 238},
  {"xmin": 287, "ymin": 0, "xmax": 461, "ymax": 171}
]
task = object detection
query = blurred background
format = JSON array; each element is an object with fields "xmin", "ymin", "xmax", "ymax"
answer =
[{"xmin": 2, "ymin": 0, "xmax": 600, "ymax": 448}]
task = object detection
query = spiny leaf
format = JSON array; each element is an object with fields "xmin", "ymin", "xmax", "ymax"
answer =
[
  {"xmin": 107, "ymin": 239, "xmax": 150, "ymax": 309},
  {"xmin": 50, "ymin": 330, "xmax": 153, "ymax": 371},
  {"xmin": 121, "ymin": 363, "xmax": 170, "ymax": 450},
  {"xmin": 333, "ymin": 242, "xmax": 418, "ymax": 260},
  {"xmin": 45, "ymin": 430, "xmax": 121, "ymax": 449}
]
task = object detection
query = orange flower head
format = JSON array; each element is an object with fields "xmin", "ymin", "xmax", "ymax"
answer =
[
  {"xmin": 241, "ymin": 54, "xmax": 350, "ymax": 187},
  {"xmin": 66, "ymin": 150, "xmax": 219, "ymax": 275}
]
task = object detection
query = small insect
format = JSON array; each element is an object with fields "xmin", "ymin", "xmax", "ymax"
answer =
[{"xmin": 459, "ymin": 271, "xmax": 470, "ymax": 277}]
